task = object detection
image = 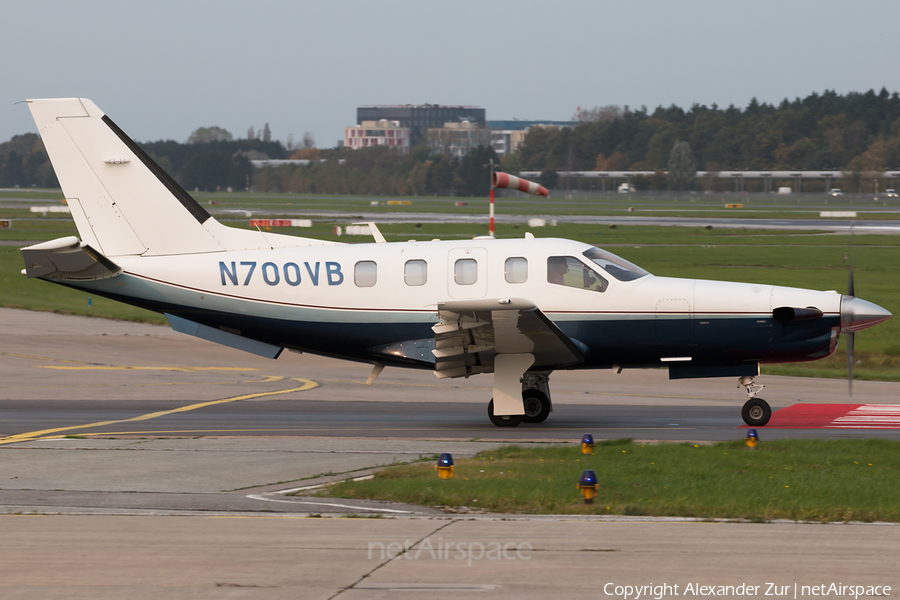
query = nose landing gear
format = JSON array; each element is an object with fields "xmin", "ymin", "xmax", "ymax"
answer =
[{"xmin": 739, "ymin": 376, "xmax": 771, "ymax": 426}]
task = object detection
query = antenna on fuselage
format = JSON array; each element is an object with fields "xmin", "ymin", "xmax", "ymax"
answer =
[
  {"xmin": 253, "ymin": 224, "xmax": 274, "ymax": 250},
  {"xmin": 352, "ymin": 222, "xmax": 386, "ymax": 243}
]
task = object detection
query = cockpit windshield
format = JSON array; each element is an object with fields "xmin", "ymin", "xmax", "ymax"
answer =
[{"xmin": 583, "ymin": 247, "xmax": 649, "ymax": 281}]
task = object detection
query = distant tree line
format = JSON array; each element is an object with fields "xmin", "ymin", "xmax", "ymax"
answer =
[
  {"xmin": 4, "ymin": 89, "xmax": 900, "ymax": 194},
  {"xmin": 141, "ymin": 138, "xmax": 286, "ymax": 192},
  {"xmin": 0, "ymin": 134, "xmax": 58, "ymax": 188},
  {"xmin": 254, "ymin": 145, "xmax": 501, "ymax": 197},
  {"xmin": 0, "ymin": 128, "xmax": 286, "ymax": 192},
  {"xmin": 519, "ymin": 88, "xmax": 900, "ymax": 192}
]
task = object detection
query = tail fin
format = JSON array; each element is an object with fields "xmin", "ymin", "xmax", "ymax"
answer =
[{"xmin": 27, "ymin": 98, "xmax": 329, "ymax": 257}]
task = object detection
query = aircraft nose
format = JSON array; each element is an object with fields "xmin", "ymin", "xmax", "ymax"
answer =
[{"xmin": 840, "ymin": 296, "xmax": 892, "ymax": 332}]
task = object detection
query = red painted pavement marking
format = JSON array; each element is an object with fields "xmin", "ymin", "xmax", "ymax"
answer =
[
  {"xmin": 763, "ymin": 404, "xmax": 861, "ymax": 428},
  {"xmin": 743, "ymin": 404, "xmax": 900, "ymax": 429}
]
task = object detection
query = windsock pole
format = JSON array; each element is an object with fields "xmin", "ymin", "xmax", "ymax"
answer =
[
  {"xmin": 490, "ymin": 185, "xmax": 495, "ymax": 237},
  {"xmin": 487, "ymin": 159, "xmax": 496, "ymax": 237},
  {"xmin": 486, "ymin": 160, "xmax": 549, "ymax": 237}
]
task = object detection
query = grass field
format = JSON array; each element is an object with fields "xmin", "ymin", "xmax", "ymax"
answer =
[
  {"xmin": 320, "ymin": 440, "xmax": 900, "ymax": 522},
  {"xmin": 5, "ymin": 187, "xmax": 900, "ymax": 218},
  {"xmin": 2, "ymin": 191, "xmax": 898, "ymax": 379}
]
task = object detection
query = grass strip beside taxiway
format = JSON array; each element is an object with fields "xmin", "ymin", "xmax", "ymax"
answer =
[{"xmin": 319, "ymin": 439, "xmax": 900, "ymax": 522}]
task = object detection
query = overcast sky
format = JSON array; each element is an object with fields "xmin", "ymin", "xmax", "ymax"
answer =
[{"xmin": 5, "ymin": 0, "xmax": 900, "ymax": 148}]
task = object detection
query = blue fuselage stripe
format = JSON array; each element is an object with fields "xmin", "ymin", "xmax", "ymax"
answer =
[{"xmin": 66, "ymin": 282, "xmax": 837, "ymax": 370}]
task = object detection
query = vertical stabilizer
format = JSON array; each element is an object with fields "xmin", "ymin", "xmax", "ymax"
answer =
[
  {"xmin": 28, "ymin": 98, "xmax": 341, "ymax": 256},
  {"xmin": 28, "ymin": 98, "xmax": 223, "ymax": 257}
]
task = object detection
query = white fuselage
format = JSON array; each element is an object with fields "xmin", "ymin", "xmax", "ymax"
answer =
[{"xmin": 72, "ymin": 236, "xmax": 843, "ymax": 371}]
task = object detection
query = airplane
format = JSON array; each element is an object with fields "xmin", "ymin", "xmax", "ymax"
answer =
[{"xmin": 19, "ymin": 98, "xmax": 892, "ymax": 428}]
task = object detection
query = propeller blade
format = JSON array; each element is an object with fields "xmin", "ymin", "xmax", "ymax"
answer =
[
  {"xmin": 847, "ymin": 331, "xmax": 854, "ymax": 397},
  {"xmin": 847, "ymin": 223, "xmax": 855, "ymax": 397},
  {"xmin": 848, "ymin": 222, "xmax": 855, "ymax": 297}
]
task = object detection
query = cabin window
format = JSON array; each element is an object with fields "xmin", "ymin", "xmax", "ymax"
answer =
[
  {"xmin": 404, "ymin": 259, "xmax": 427, "ymax": 286},
  {"xmin": 354, "ymin": 261, "xmax": 377, "ymax": 287},
  {"xmin": 505, "ymin": 257, "xmax": 527, "ymax": 283},
  {"xmin": 547, "ymin": 256, "xmax": 608, "ymax": 292},
  {"xmin": 454, "ymin": 258, "xmax": 477, "ymax": 285}
]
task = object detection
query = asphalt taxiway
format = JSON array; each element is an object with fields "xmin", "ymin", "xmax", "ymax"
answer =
[
  {"xmin": 3, "ymin": 309, "xmax": 899, "ymax": 443},
  {"xmin": 2, "ymin": 308, "xmax": 899, "ymax": 598}
]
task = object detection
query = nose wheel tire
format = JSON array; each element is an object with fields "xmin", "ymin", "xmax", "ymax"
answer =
[
  {"xmin": 522, "ymin": 389, "xmax": 551, "ymax": 423},
  {"xmin": 488, "ymin": 399, "xmax": 523, "ymax": 427},
  {"xmin": 741, "ymin": 398, "xmax": 772, "ymax": 427}
]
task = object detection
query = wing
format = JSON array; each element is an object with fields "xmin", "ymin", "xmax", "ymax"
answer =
[{"xmin": 432, "ymin": 297, "xmax": 586, "ymax": 379}]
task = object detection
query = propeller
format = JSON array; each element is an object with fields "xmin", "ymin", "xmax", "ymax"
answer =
[{"xmin": 847, "ymin": 223, "xmax": 855, "ymax": 397}]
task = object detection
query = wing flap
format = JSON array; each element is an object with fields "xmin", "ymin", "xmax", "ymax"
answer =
[{"xmin": 432, "ymin": 298, "xmax": 585, "ymax": 379}]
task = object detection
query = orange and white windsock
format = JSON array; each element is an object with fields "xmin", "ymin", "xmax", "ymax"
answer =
[{"xmin": 492, "ymin": 172, "xmax": 549, "ymax": 197}]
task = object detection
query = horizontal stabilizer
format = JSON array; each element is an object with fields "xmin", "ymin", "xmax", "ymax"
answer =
[
  {"xmin": 20, "ymin": 236, "xmax": 120, "ymax": 280},
  {"xmin": 165, "ymin": 313, "xmax": 283, "ymax": 359}
]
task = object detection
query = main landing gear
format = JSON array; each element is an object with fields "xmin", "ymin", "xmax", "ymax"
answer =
[
  {"xmin": 488, "ymin": 400, "xmax": 522, "ymax": 427},
  {"xmin": 488, "ymin": 373, "xmax": 553, "ymax": 427},
  {"xmin": 739, "ymin": 375, "xmax": 771, "ymax": 427}
]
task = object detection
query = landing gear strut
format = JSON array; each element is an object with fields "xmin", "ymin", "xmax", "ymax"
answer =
[
  {"xmin": 488, "ymin": 372, "xmax": 554, "ymax": 427},
  {"xmin": 739, "ymin": 376, "xmax": 771, "ymax": 427}
]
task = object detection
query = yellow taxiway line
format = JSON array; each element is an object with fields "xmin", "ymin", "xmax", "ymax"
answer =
[
  {"xmin": 2, "ymin": 351, "xmax": 260, "ymax": 373},
  {"xmin": 39, "ymin": 366, "xmax": 260, "ymax": 372},
  {"xmin": 0, "ymin": 378, "xmax": 318, "ymax": 446}
]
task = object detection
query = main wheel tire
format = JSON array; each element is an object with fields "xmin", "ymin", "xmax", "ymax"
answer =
[
  {"xmin": 741, "ymin": 398, "xmax": 772, "ymax": 427},
  {"xmin": 488, "ymin": 399, "xmax": 523, "ymax": 427},
  {"xmin": 522, "ymin": 389, "xmax": 551, "ymax": 423}
]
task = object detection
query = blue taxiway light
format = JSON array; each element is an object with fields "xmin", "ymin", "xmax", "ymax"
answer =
[
  {"xmin": 578, "ymin": 469, "xmax": 598, "ymax": 487},
  {"xmin": 581, "ymin": 434, "xmax": 596, "ymax": 454}
]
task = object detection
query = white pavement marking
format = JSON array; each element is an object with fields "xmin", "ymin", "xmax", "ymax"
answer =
[
  {"xmin": 827, "ymin": 404, "xmax": 900, "ymax": 428},
  {"xmin": 245, "ymin": 474, "xmax": 408, "ymax": 514},
  {"xmin": 245, "ymin": 495, "xmax": 412, "ymax": 514}
]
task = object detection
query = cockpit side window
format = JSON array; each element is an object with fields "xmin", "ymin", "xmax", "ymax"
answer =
[
  {"xmin": 583, "ymin": 247, "xmax": 649, "ymax": 281},
  {"xmin": 547, "ymin": 256, "xmax": 608, "ymax": 292}
]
